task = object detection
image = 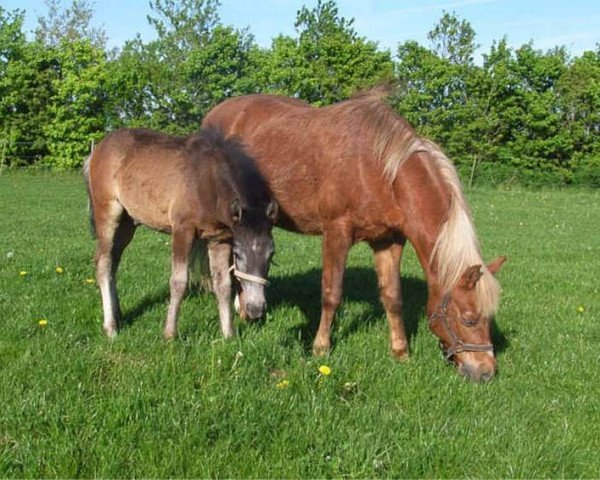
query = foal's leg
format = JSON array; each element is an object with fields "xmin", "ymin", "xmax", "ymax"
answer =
[
  {"xmin": 208, "ymin": 241, "xmax": 234, "ymax": 337},
  {"xmin": 94, "ymin": 200, "xmax": 131, "ymax": 337},
  {"xmin": 370, "ymin": 239, "xmax": 408, "ymax": 360},
  {"xmin": 313, "ymin": 224, "xmax": 353, "ymax": 356},
  {"xmin": 163, "ymin": 227, "xmax": 195, "ymax": 340}
]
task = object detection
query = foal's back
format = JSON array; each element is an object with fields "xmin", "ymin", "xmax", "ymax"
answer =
[{"xmin": 88, "ymin": 128, "xmax": 224, "ymax": 233}]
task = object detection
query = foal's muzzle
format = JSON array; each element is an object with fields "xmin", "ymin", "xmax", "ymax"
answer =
[{"xmin": 229, "ymin": 264, "xmax": 269, "ymax": 319}]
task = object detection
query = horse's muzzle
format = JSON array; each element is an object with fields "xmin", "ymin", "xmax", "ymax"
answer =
[
  {"xmin": 245, "ymin": 302, "xmax": 266, "ymax": 319},
  {"xmin": 456, "ymin": 355, "xmax": 496, "ymax": 382}
]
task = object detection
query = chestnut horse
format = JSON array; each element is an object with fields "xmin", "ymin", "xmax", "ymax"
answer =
[
  {"xmin": 203, "ymin": 91, "xmax": 506, "ymax": 381},
  {"xmin": 84, "ymin": 128, "xmax": 278, "ymax": 339}
]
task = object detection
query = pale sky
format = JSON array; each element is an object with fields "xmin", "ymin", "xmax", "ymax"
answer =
[{"xmin": 3, "ymin": 0, "xmax": 599, "ymax": 60}]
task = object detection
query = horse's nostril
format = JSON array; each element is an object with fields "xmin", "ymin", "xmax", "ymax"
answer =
[{"xmin": 459, "ymin": 363, "xmax": 495, "ymax": 382}]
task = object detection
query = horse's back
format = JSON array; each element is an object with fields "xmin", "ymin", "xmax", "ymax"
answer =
[
  {"xmin": 203, "ymin": 94, "xmax": 312, "ymax": 138},
  {"xmin": 87, "ymin": 128, "xmax": 212, "ymax": 232},
  {"xmin": 203, "ymin": 95, "xmax": 394, "ymax": 235}
]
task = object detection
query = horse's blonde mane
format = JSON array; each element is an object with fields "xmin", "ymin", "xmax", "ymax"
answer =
[{"xmin": 342, "ymin": 90, "xmax": 500, "ymax": 316}]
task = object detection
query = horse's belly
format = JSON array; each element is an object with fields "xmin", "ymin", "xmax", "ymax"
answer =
[
  {"xmin": 116, "ymin": 173, "xmax": 181, "ymax": 232},
  {"xmin": 121, "ymin": 196, "xmax": 173, "ymax": 232}
]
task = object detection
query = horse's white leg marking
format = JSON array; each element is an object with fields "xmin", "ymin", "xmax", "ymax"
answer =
[
  {"xmin": 97, "ymin": 252, "xmax": 118, "ymax": 337},
  {"xmin": 94, "ymin": 200, "xmax": 123, "ymax": 338},
  {"xmin": 208, "ymin": 241, "xmax": 234, "ymax": 337},
  {"xmin": 234, "ymin": 293, "xmax": 240, "ymax": 314}
]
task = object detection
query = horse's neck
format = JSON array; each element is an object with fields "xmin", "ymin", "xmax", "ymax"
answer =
[{"xmin": 395, "ymin": 152, "xmax": 452, "ymax": 294}]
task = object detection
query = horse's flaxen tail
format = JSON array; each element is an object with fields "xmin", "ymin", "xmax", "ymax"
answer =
[
  {"xmin": 188, "ymin": 238, "xmax": 213, "ymax": 292},
  {"xmin": 83, "ymin": 155, "xmax": 96, "ymax": 239}
]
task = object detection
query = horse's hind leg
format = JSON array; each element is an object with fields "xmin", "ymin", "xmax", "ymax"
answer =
[
  {"xmin": 163, "ymin": 227, "xmax": 195, "ymax": 340},
  {"xmin": 370, "ymin": 239, "xmax": 408, "ymax": 360},
  {"xmin": 94, "ymin": 201, "xmax": 135, "ymax": 337},
  {"xmin": 208, "ymin": 240, "xmax": 234, "ymax": 337}
]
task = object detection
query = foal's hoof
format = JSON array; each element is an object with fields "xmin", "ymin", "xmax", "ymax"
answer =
[
  {"xmin": 391, "ymin": 347, "xmax": 409, "ymax": 362},
  {"xmin": 163, "ymin": 330, "xmax": 176, "ymax": 341},
  {"xmin": 103, "ymin": 326, "xmax": 118, "ymax": 339}
]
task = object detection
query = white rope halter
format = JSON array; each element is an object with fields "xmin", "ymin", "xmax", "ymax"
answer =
[{"xmin": 228, "ymin": 264, "xmax": 270, "ymax": 286}]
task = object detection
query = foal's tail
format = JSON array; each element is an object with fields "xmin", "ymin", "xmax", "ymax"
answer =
[
  {"xmin": 188, "ymin": 239, "xmax": 213, "ymax": 292},
  {"xmin": 83, "ymin": 155, "xmax": 96, "ymax": 239}
]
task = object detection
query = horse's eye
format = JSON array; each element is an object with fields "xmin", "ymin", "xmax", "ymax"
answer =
[{"xmin": 461, "ymin": 317, "xmax": 478, "ymax": 327}]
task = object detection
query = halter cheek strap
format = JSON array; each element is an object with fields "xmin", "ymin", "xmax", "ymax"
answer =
[
  {"xmin": 428, "ymin": 293, "xmax": 494, "ymax": 360},
  {"xmin": 228, "ymin": 264, "xmax": 270, "ymax": 286}
]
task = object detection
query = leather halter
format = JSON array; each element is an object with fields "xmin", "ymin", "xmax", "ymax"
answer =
[
  {"xmin": 228, "ymin": 264, "xmax": 270, "ymax": 286},
  {"xmin": 428, "ymin": 293, "xmax": 494, "ymax": 360}
]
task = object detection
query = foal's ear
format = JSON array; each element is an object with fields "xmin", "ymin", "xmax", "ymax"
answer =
[
  {"xmin": 487, "ymin": 255, "xmax": 507, "ymax": 275},
  {"xmin": 266, "ymin": 200, "xmax": 279, "ymax": 223},
  {"xmin": 462, "ymin": 264, "xmax": 483, "ymax": 290},
  {"xmin": 230, "ymin": 198, "xmax": 243, "ymax": 224}
]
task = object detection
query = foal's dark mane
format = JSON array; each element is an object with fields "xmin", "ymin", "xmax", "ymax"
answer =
[{"xmin": 188, "ymin": 128, "xmax": 271, "ymax": 210}]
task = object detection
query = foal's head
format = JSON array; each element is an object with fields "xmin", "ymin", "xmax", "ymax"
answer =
[
  {"xmin": 229, "ymin": 198, "xmax": 279, "ymax": 319},
  {"xmin": 428, "ymin": 256, "xmax": 506, "ymax": 382}
]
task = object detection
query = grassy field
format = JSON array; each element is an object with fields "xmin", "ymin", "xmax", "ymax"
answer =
[{"xmin": 1, "ymin": 171, "xmax": 599, "ymax": 478}]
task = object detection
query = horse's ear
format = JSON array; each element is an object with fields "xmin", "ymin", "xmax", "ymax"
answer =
[
  {"xmin": 266, "ymin": 200, "xmax": 279, "ymax": 223},
  {"xmin": 462, "ymin": 264, "xmax": 483, "ymax": 290},
  {"xmin": 487, "ymin": 255, "xmax": 506, "ymax": 275},
  {"xmin": 230, "ymin": 198, "xmax": 242, "ymax": 224}
]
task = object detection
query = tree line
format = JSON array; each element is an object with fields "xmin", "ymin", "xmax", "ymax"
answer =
[{"xmin": 1, "ymin": 0, "xmax": 598, "ymax": 186}]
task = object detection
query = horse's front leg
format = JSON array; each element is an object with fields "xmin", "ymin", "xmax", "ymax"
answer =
[
  {"xmin": 313, "ymin": 224, "xmax": 353, "ymax": 356},
  {"xmin": 208, "ymin": 240, "xmax": 234, "ymax": 337},
  {"xmin": 163, "ymin": 227, "xmax": 195, "ymax": 340},
  {"xmin": 370, "ymin": 239, "xmax": 408, "ymax": 360}
]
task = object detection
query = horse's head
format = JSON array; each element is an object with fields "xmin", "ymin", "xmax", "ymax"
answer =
[
  {"xmin": 229, "ymin": 198, "xmax": 279, "ymax": 319},
  {"xmin": 428, "ymin": 256, "xmax": 506, "ymax": 382}
]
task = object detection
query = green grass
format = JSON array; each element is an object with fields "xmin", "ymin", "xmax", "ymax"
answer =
[{"xmin": 1, "ymin": 171, "xmax": 599, "ymax": 478}]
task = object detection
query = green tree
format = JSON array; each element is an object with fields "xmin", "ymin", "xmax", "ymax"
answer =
[
  {"xmin": 394, "ymin": 13, "xmax": 479, "ymax": 166},
  {"xmin": 33, "ymin": 0, "xmax": 109, "ymax": 168},
  {"xmin": 262, "ymin": 0, "xmax": 393, "ymax": 105},
  {"xmin": 110, "ymin": 0, "xmax": 258, "ymax": 133},
  {"xmin": 428, "ymin": 11, "xmax": 478, "ymax": 66},
  {"xmin": 42, "ymin": 39, "xmax": 109, "ymax": 168},
  {"xmin": 35, "ymin": 0, "xmax": 107, "ymax": 48},
  {"xmin": 0, "ymin": 7, "xmax": 56, "ymax": 166}
]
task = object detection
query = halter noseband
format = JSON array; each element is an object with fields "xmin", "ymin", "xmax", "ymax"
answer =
[
  {"xmin": 428, "ymin": 293, "xmax": 494, "ymax": 360},
  {"xmin": 228, "ymin": 264, "xmax": 270, "ymax": 286}
]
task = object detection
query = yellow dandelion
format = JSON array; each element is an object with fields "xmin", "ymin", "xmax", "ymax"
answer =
[
  {"xmin": 576, "ymin": 306, "xmax": 585, "ymax": 313},
  {"xmin": 84, "ymin": 278, "xmax": 96, "ymax": 285},
  {"xmin": 38, "ymin": 319, "xmax": 48, "ymax": 327},
  {"xmin": 276, "ymin": 380, "xmax": 290, "ymax": 389},
  {"xmin": 318, "ymin": 365, "xmax": 332, "ymax": 376},
  {"xmin": 55, "ymin": 266, "xmax": 64, "ymax": 274},
  {"xmin": 19, "ymin": 271, "xmax": 28, "ymax": 277}
]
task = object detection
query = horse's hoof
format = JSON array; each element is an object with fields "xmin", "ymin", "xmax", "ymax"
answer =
[
  {"xmin": 163, "ymin": 331, "xmax": 176, "ymax": 341},
  {"xmin": 103, "ymin": 326, "xmax": 117, "ymax": 338},
  {"xmin": 391, "ymin": 347, "xmax": 409, "ymax": 362},
  {"xmin": 312, "ymin": 344, "xmax": 330, "ymax": 357}
]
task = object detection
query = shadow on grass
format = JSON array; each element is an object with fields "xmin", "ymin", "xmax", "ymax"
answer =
[
  {"xmin": 120, "ymin": 287, "xmax": 170, "ymax": 330},
  {"xmin": 116, "ymin": 267, "xmax": 509, "ymax": 358},
  {"xmin": 268, "ymin": 267, "xmax": 427, "ymax": 354},
  {"xmin": 268, "ymin": 266, "xmax": 509, "ymax": 357}
]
